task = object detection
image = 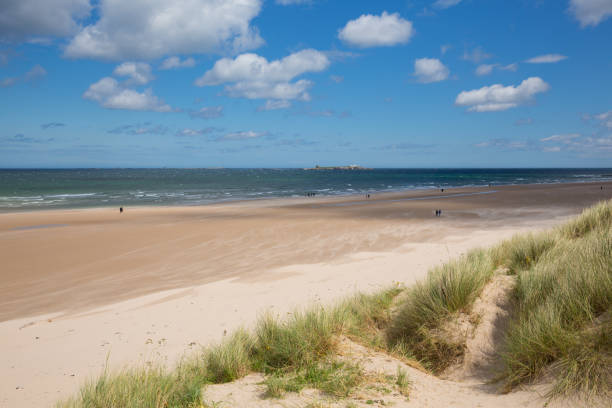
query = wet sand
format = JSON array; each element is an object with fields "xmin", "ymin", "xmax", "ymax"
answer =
[{"xmin": 0, "ymin": 181, "xmax": 611, "ymax": 407}]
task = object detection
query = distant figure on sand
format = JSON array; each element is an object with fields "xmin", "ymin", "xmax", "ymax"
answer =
[
  {"xmin": 441, "ymin": 188, "xmax": 444, "ymax": 192},
  {"xmin": 119, "ymin": 207, "xmax": 123, "ymax": 213}
]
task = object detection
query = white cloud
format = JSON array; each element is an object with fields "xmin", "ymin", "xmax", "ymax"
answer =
[
  {"xmin": 338, "ymin": 12, "xmax": 414, "ymax": 48},
  {"xmin": 177, "ymin": 127, "xmax": 216, "ymax": 136},
  {"xmin": 189, "ymin": 106, "xmax": 224, "ymax": 119},
  {"xmin": 515, "ymin": 117, "xmax": 533, "ymax": 126},
  {"xmin": 259, "ymin": 100, "xmax": 292, "ymax": 111},
  {"xmin": 330, "ymin": 75, "xmax": 344, "ymax": 83},
  {"xmin": 540, "ymin": 133, "xmax": 581, "ymax": 142},
  {"xmin": 455, "ymin": 77, "xmax": 550, "ymax": 112},
  {"xmin": 65, "ymin": 0, "xmax": 263, "ymax": 60},
  {"xmin": 113, "ymin": 62, "xmax": 154, "ymax": 85},
  {"xmin": 474, "ymin": 138, "xmax": 530, "ymax": 150},
  {"xmin": 433, "ymin": 0, "xmax": 462, "ymax": 9},
  {"xmin": 476, "ymin": 64, "xmax": 495, "ymax": 76},
  {"xmin": 462, "ymin": 46, "xmax": 492, "ymax": 63},
  {"xmin": 195, "ymin": 49, "xmax": 329, "ymax": 103},
  {"xmin": 476, "ymin": 63, "xmax": 518, "ymax": 75},
  {"xmin": 594, "ymin": 110, "xmax": 612, "ymax": 128},
  {"xmin": 1, "ymin": 64, "xmax": 47, "ymax": 87},
  {"xmin": 414, "ymin": 58, "xmax": 449, "ymax": 83},
  {"xmin": 0, "ymin": 77, "xmax": 19, "ymax": 87},
  {"xmin": 500, "ymin": 63, "xmax": 518, "ymax": 71},
  {"xmin": 525, "ymin": 54, "xmax": 568, "ymax": 63},
  {"xmin": 221, "ymin": 130, "xmax": 264, "ymax": 141},
  {"xmin": 160, "ymin": 56, "xmax": 196, "ymax": 70},
  {"xmin": 83, "ymin": 77, "xmax": 172, "ymax": 112},
  {"xmin": 585, "ymin": 110, "xmax": 612, "ymax": 128},
  {"xmin": 569, "ymin": 0, "xmax": 612, "ymax": 27},
  {"xmin": 0, "ymin": 0, "xmax": 90, "ymax": 42},
  {"xmin": 540, "ymin": 132, "xmax": 612, "ymax": 153},
  {"xmin": 24, "ymin": 65, "xmax": 47, "ymax": 81},
  {"xmin": 276, "ymin": 0, "xmax": 310, "ymax": 4}
]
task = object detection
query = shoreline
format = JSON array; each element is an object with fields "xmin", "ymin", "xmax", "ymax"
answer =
[{"xmin": 1, "ymin": 178, "xmax": 611, "ymax": 215}]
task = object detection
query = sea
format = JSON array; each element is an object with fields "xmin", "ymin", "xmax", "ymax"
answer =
[{"xmin": 1, "ymin": 168, "xmax": 611, "ymax": 212}]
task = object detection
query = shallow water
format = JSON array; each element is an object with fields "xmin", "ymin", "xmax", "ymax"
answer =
[{"xmin": 1, "ymin": 168, "xmax": 610, "ymax": 212}]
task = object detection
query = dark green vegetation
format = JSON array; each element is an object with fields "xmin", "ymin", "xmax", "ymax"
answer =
[{"xmin": 59, "ymin": 200, "xmax": 611, "ymax": 407}]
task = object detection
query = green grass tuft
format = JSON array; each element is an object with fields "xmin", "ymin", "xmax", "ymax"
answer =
[
  {"xmin": 386, "ymin": 248, "xmax": 494, "ymax": 372},
  {"xmin": 490, "ymin": 232, "xmax": 555, "ymax": 274},
  {"xmin": 559, "ymin": 199, "xmax": 612, "ymax": 239},
  {"xmin": 202, "ymin": 329, "xmax": 254, "ymax": 383},
  {"xmin": 503, "ymin": 226, "xmax": 612, "ymax": 397},
  {"xmin": 263, "ymin": 360, "xmax": 363, "ymax": 399},
  {"xmin": 253, "ymin": 307, "xmax": 340, "ymax": 371}
]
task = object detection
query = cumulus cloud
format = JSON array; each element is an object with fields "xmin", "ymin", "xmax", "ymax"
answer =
[
  {"xmin": 338, "ymin": 12, "xmax": 414, "ymax": 48},
  {"xmin": 83, "ymin": 77, "xmax": 172, "ymax": 112},
  {"xmin": 189, "ymin": 106, "xmax": 224, "ymax": 119},
  {"xmin": 525, "ymin": 54, "xmax": 568, "ymax": 63},
  {"xmin": 455, "ymin": 77, "xmax": 550, "ymax": 112},
  {"xmin": 113, "ymin": 62, "xmax": 154, "ymax": 85},
  {"xmin": 414, "ymin": 58, "xmax": 449, "ymax": 83},
  {"xmin": 433, "ymin": 0, "xmax": 462, "ymax": 9},
  {"xmin": 160, "ymin": 56, "xmax": 196, "ymax": 70},
  {"xmin": 0, "ymin": 0, "xmax": 90, "ymax": 42},
  {"xmin": 65, "ymin": 0, "xmax": 263, "ymax": 60},
  {"xmin": 569, "ymin": 0, "xmax": 612, "ymax": 27},
  {"xmin": 195, "ymin": 49, "xmax": 329, "ymax": 105}
]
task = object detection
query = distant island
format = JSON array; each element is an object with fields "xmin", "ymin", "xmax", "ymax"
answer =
[{"xmin": 304, "ymin": 164, "xmax": 372, "ymax": 170}]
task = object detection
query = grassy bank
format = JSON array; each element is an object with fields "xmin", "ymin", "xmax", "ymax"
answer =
[
  {"xmin": 59, "ymin": 288, "xmax": 401, "ymax": 408},
  {"xmin": 58, "ymin": 200, "xmax": 612, "ymax": 407}
]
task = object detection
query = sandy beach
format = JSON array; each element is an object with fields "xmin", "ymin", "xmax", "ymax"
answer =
[{"xmin": 1, "ymin": 181, "xmax": 611, "ymax": 407}]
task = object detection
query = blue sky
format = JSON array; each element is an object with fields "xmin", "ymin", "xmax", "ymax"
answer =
[{"xmin": 1, "ymin": 0, "xmax": 611, "ymax": 168}]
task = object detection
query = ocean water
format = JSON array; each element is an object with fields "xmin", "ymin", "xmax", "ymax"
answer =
[{"xmin": 0, "ymin": 168, "xmax": 611, "ymax": 212}]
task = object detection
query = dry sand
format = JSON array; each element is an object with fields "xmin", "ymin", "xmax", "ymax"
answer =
[{"xmin": 1, "ymin": 182, "xmax": 611, "ymax": 407}]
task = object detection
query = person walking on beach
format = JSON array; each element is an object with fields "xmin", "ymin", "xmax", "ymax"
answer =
[{"xmin": 119, "ymin": 207, "xmax": 123, "ymax": 213}]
